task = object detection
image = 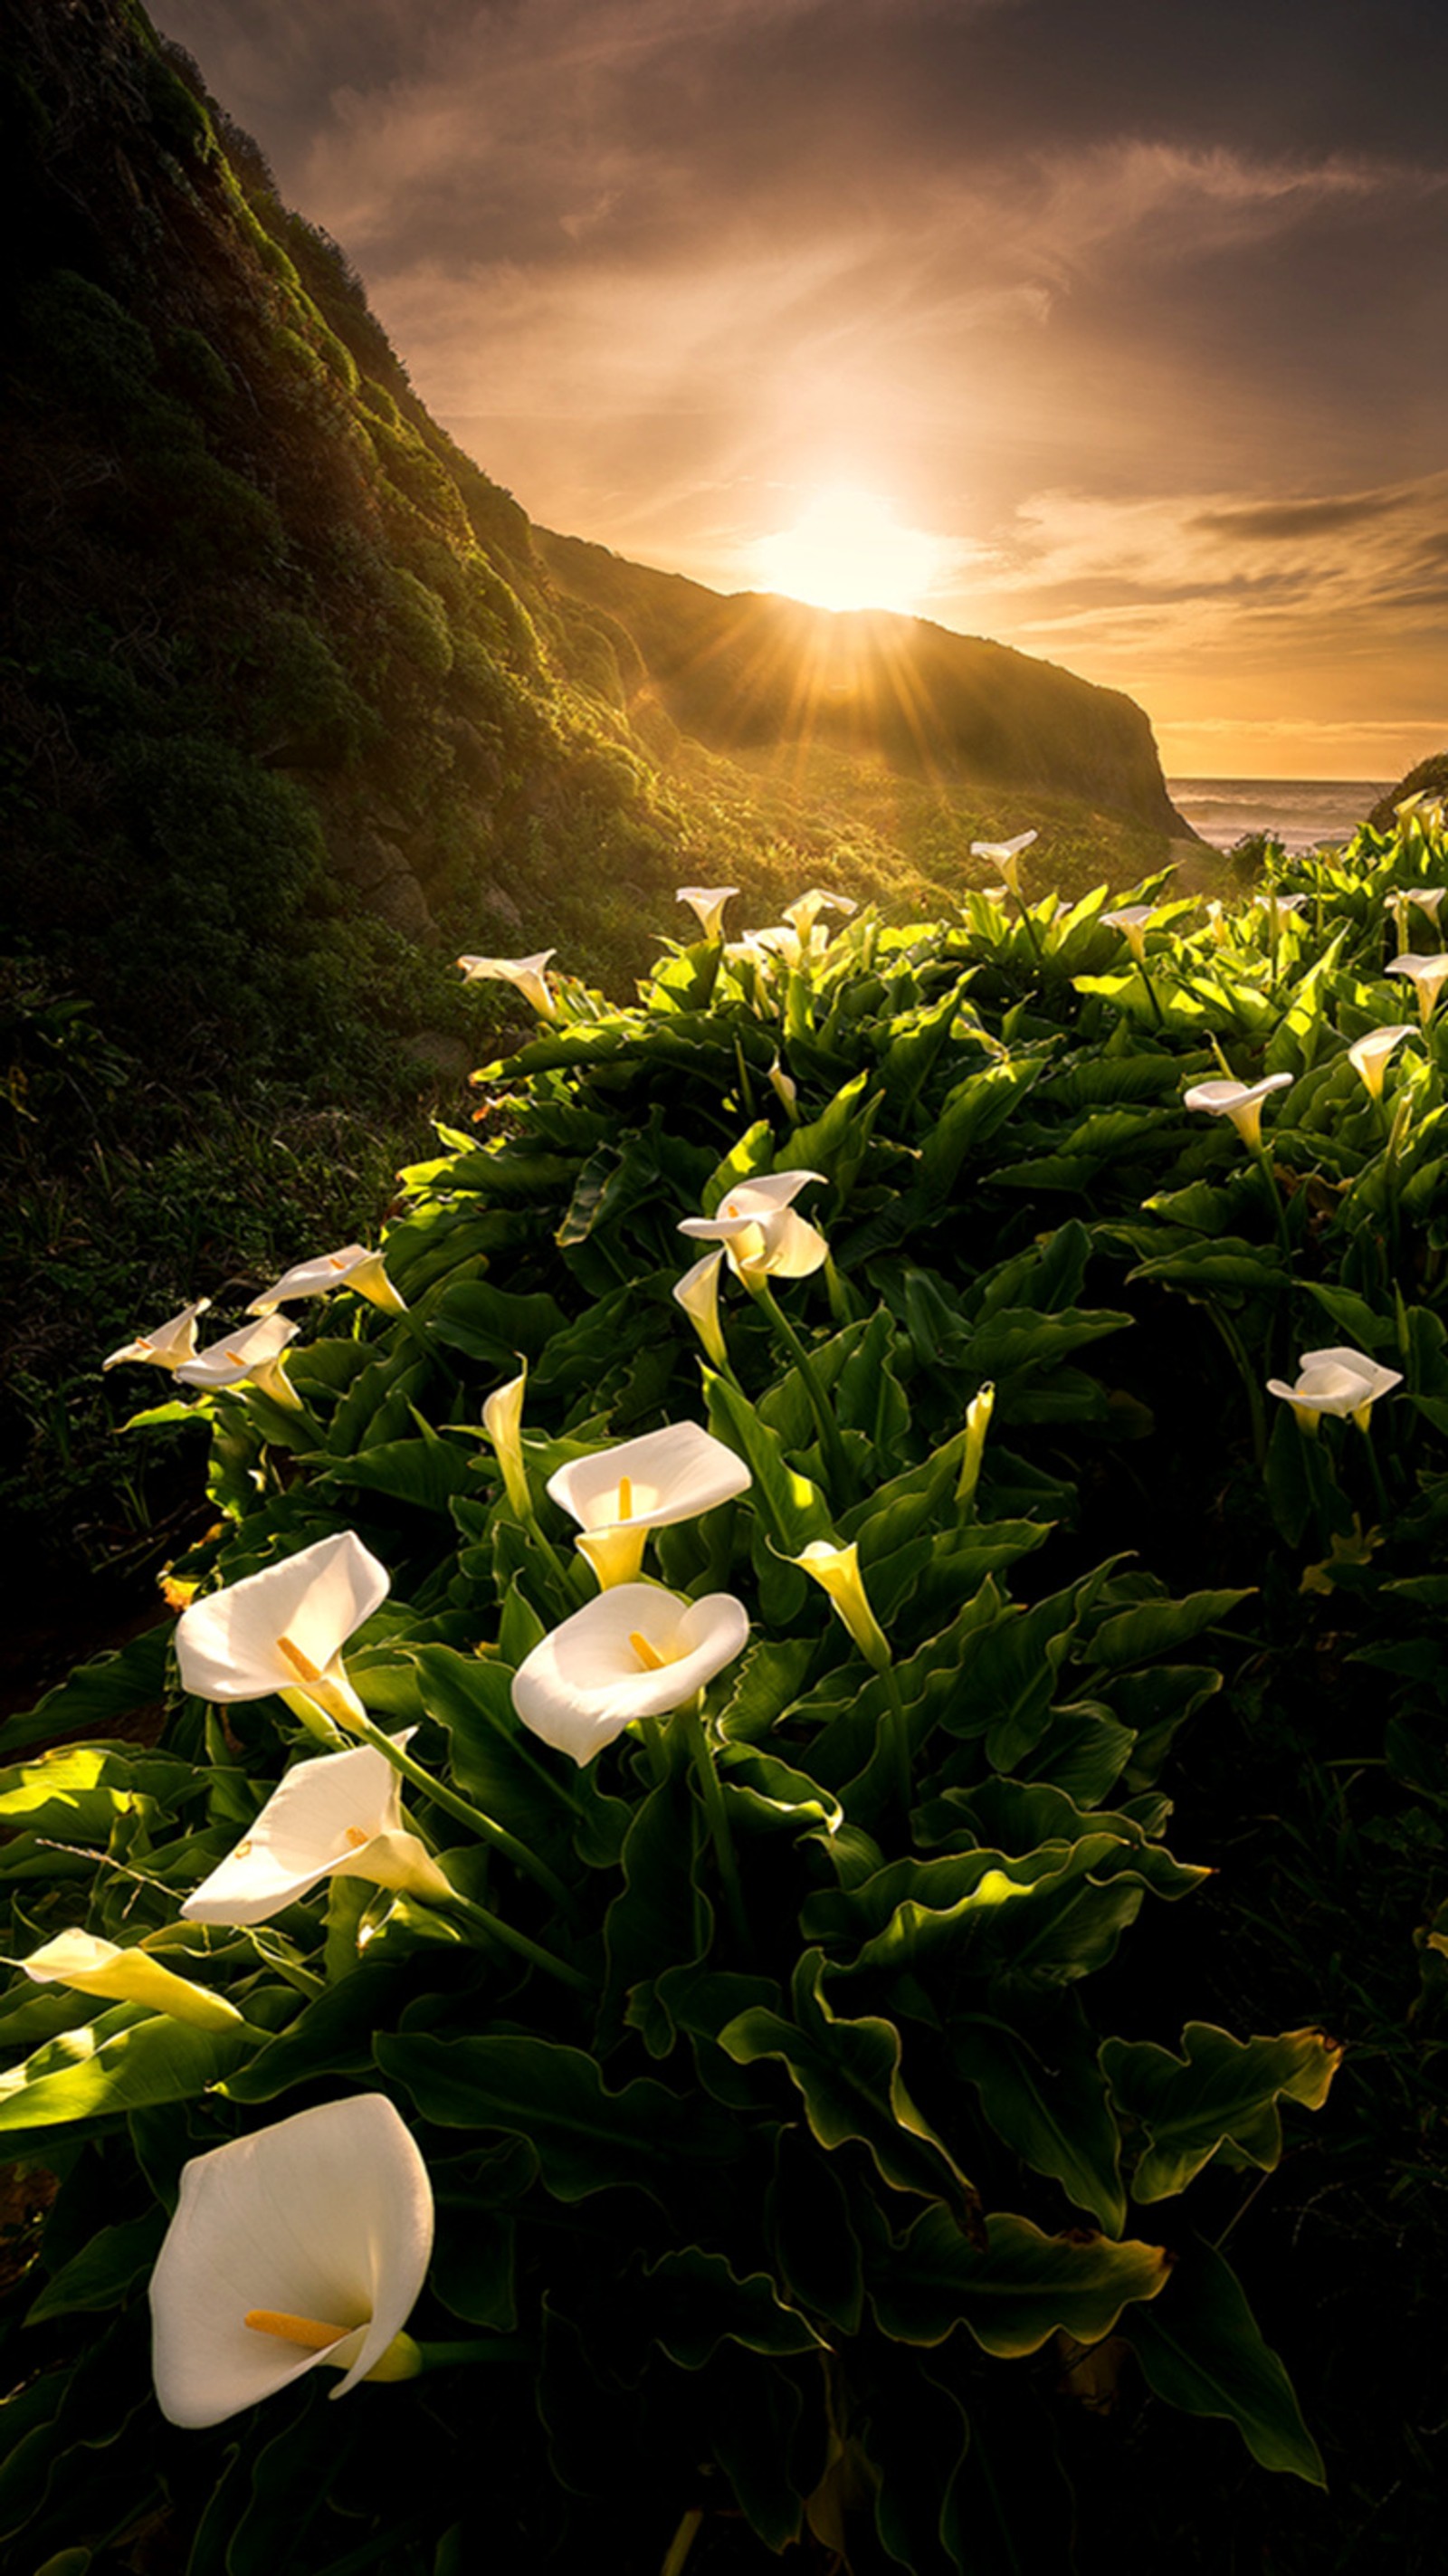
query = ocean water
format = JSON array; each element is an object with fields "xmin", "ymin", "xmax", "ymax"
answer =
[{"xmin": 1167, "ymin": 778, "xmax": 1392, "ymax": 855}]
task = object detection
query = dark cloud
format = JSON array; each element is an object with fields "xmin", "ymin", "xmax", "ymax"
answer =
[{"xmin": 1195, "ymin": 493, "xmax": 1412, "ymax": 540}]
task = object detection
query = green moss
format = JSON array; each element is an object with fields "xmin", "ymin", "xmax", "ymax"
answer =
[{"xmin": 383, "ymin": 568, "xmax": 455, "ymax": 682}]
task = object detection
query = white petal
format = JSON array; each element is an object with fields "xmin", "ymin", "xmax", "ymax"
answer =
[
  {"xmin": 511, "ymin": 1586, "xmax": 749, "ymax": 1765},
  {"xmin": 176, "ymin": 1532, "xmax": 391, "ymax": 1704},
  {"xmin": 149, "ymin": 2094, "xmax": 433, "ymax": 2428},
  {"xmin": 547, "ymin": 1423, "xmax": 749, "ymax": 1532},
  {"xmin": 180, "ymin": 1741, "xmax": 405, "ymax": 1925}
]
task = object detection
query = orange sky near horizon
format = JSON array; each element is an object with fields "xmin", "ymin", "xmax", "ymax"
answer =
[{"xmin": 157, "ymin": 0, "xmax": 1447, "ymax": 782}]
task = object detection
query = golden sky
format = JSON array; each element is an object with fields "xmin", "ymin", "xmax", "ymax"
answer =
[{"xmin": 157, "ymin": 0, "xmax": 1447, "ymax": 779}]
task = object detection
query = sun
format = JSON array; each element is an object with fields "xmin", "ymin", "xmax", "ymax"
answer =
[{"xmin": 748, "ymin": 485, "xmax": 949, "ymax": 616}]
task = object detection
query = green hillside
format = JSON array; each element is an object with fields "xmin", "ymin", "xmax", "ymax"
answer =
[{"xmin": 0, "ymin": 0, "xmax": 1200, "ymax": 1617}]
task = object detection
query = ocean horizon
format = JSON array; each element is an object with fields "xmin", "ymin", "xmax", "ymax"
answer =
[{"xmin": 1167, "ymin": 777, "xmax": 1392, "ymax": 855}]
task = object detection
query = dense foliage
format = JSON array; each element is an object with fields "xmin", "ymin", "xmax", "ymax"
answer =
[{"xmin": 5, "ymin": 806, "xmax": 1448, "ymax": 2569}]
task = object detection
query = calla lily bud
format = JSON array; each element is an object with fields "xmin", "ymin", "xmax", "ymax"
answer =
[
  {"xmin": 677, "ymin": 886, "xmax": 738, "ymax": 940},
  {"xmin": 181, "ymin": 1736, "xmax": 453, "ymax": 1926},
  {"xmin": 175, "ymin": 1530, "xmax": 390, "ymax": 1735},
  {"xmin": 11, "ymin": 1930, "xmax": 245, "ymax": 2032},
  {"xmin": 957, "ymin": 1379, "xmax": 996, "ymax": 1509},
  {"xmin": 673, "ymin": 1250, "xmax": 729, "ymax": 1368},
  {"xmin": 102, "ymin": 1299, "xmax": 211, "ymax": 1373},
  {"xmin": 247, "ymin": 1245, "xmax": 405, "ymax": 1317},
  {"xmin": 1182, "ymin": 1073, "xmax": 1292, "ymax": 1152},
  {"xmin": 1386, "ymin": 951, "xmax": 1448, "ymax": 1026},
  {"xmin": 511, "ymin": 1584, "xmax": 749, "ymax": 1766},
  {"xmin": 149, "ymin": 2094, "xmax": 433, "ymax": 2427},
  {"xmin": 768, "ymin": 1057, "xmax": 799, "ymax": 1120},
  {"xmin": 548, "ymin": 1422, "xmax": 751, "ymax": 1591},
  {"xmin": 482, "ymin": 1365, "xmax": 533, "ymax": 1522},
  {"xmin": 175, "ymin": 1315, "xmax": 302, "ymax": 1409},
  {"xmin": 457, "ymin": 950, "xmax": 557, "ymax": 1017},
  {"xmin": 793, "ymin": 1540, "xmax": 891, "ymax": 1671},
  {"xmin": 1347, "ymin": 1024, "xmax": 1414, "ymax": 1101}
]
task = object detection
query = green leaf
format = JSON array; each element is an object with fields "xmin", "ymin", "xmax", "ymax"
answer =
[
  {"xmin": 376, "ymin": 2031, "xmax": 738, "ymax": 2198},
  {"xmin": 870, "ymin": 2206, "xmax": 1171, "ymax": 2354},
  {"xmin": 1101, "ymin": 2021, "xmax": 1342, "ymax": 2199},
  {"xmin": 1122, "ymin": 2235, "xmax": 1326, "ymax": 2483},
  {"xmin": 719, "ymin": 1950, "xmax": 983, "ymax": 2233},
  {"xmin": 642, "ymin": 2247, "xmax": 823, "ymax": 2365},
  {"xmin": 0, "ymin": 2007, "xmax": 254, "ymax": 2140},
  {"xmin": 25, "ymin": 2210, "xmax": 165, "ymax": 2323}
]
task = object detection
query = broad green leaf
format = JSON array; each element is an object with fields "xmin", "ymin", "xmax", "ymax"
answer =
[
  {"xmin": 1122, "ymin": 2235, "xmax": 1326, "ymax": 2484},
  {"xmin": 642, "ymin": 2247, "xmax": 823, "ymax": 2365},
  {"xmin": 718, "ymin": 1950, "xmax": 983, "ymax": 2232},
  {"xmin": 0, "ymin": 2005, "xmax": 254, "ymax": 2138},
  {"xmin": 1101, "ymin": 2021, "xmax": 1342, "ymax": 2199},
  {"xmin": 869, "ymin": 2205, "xmax": 1170, "ymax": 2354},
  {"xmin": 376, "ymin": 2031, "xmax": 738, "ymax": 2197}
]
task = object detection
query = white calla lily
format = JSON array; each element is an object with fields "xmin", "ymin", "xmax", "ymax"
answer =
[
  {"xmin": 1182, "ymin": 1073, "xmax": 1292, "ymax": 1151},
  {"xmin": 175, "ymin": 1313, "xmax": 301, "ymax": 1408},
  {"xmin": 1101, "ymin": 904, "xmax": 1157, "ymax": 964},
  {"xmin": 970, "ymin": 830, "xmax": 1036, "ymax": 895},
  {"xmin": 149, "ymin": 2094, "xmax": 433, "ymax": 2427},
  {"xmin": 1348, "ymin": 1024, "xmax": 1415, "ymax": 1100},
  {"xmin": 1386, "ymin": 951, "xmax": 1448, "ymax": 1024},
  {"xmin": 175, "ymin": 1530, "xmax": 389, "ymax": 1733},
  {"xmin": 1267, "ymin": 1346, "xmax": 1403, "ymax": 1432},
  {"xmin": 481, "ymin": 1362, "xmax": 534, "ymax": 1521},
  {"xmin": 457, "ymin": 949, "xmax": 557, "ymax": 1016},
  {"xmin": 677, "ymin": 886, "xmax": 738, "ymax": 940},
  {"xmin": 678, "ymin": 1169, "xmax": 828, "ymax": 1283},
  {"xmin": 102, "ymin": 1298, "xmax": 211, "ymax": 1374},
  {"xmin": 782, "ymin": 888, "xmax": 855, "ymax": 946},
  {"xmin": 511, "ymin": 1583, "xmax": 749, "ymax": 1766},
  {"xmin": 181, "ymin": 1736, "xmax": 452, "ymax": 1925},
  {"xmin": 12, "ymin": 1930, "xmax": 244, "ymax": 2032},
  {"xmin": 547, "ymin": 1422, "xmax": 751, "ymax": 1589},
  {"xmin": 247, "ymin": 1244, "xmax": 404, "ymax": 1317}
]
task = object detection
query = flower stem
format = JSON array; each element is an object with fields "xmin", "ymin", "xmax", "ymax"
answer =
[
  {"xmin": 880, "ymin": 1659, "xmax": 913, "ymax": 1816},
  {"xmin": 751, "ymin": 1281, "xmax": 854, "ymax": 1502},
  {"xmin": 352, "ymin": 1715, "xmax": 576, "ymax": 1915},
  {"xmin": 442, "ymin": 1890, "xmax": 593, "ymax": 1992},
  {"xmin": 413, "ymin": 2337, "xmax": 534, "ymax": 2372},
  {"xmin": 1138, "ymin": 962, "xmax": 1166, "ymax": 1027},
  {"xmin": 1250, "ymin": 1141, "xmax": 1293, "ymax": 1264},
  {"xmin": 674, "ymin": 1695, "xmax": 751, "ymax": 1956},
  {"xmin": 1205, "ymin": 1302, "xmax": 1269, "ymax": 1473}
]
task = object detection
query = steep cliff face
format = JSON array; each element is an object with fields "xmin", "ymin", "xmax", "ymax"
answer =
[{"xmin": 538, "ymin": 532, "xmax": 1190, "ymax": 836}]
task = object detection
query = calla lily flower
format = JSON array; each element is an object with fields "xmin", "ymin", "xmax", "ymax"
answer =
[
  {"xmin": 1391, "ymin": 887, "xmax": 1447, "ymax": 951},
  {"xmin": 547, "ymin": 1422, "xmax": 751, "ymax": 1589},
  {"xmin": 181, "ymin": 1736, "xmax": 452, "ymax": 1925},
  {"xmin": 957, "ymin": 1379, "xmax": 996, "ymax": 1509},
  {"xmin": 1182, "ymin": 1073, "xmax": 1292, "ymax": 1151},
  {"xmin": 677, "ymin": 886, "xmax": 738, "ymax": 940},
  {"xmin": 793, "ymin": 1540, "xmax": 891, "ymax": 1671},
  {"xmin": 672, "ymin": 1250, "xmax": 729, "ymax": 1368},
  {"xmin": 767, "ymin": 1056, "xmax": 799, "ymax": 1118},
  {"xmin": 678, "ymin": 1169, "xmax": 828, "ymax": 1283},
  {"xmin": 1267, "ymin": 1346, "xmax": 1403, "ymax": 1432},
  {"xmin": 175, "ymin": 1530, "xmax": 390, "ymax": 1734},
  {"xmin": 103, "ymin": 1299, "xmax": 211, "ymax": 1373},
  {"xmin": 175, "ymin": 1314, "xmax": 301, "ymax": 1408},
  {"xmin": 970, "ymin": 830, "xmax": 1037, "ymax": 896},
  {"xmin": 1386, "ymin": 951, "xmax": 1448, "ymax": 1025},
  {"xmin": 1100, "ymin": 905, "xmax": 1157, "ymax": 965},
  {"xmin": 782, "ymin": 888, "xmax": 856, "ymax": 946},
  {"xmin": 457, "ymin": 950, "xmax": 557, "ymax": 1017},
  {"xmin": 247, "ymin": 1245, "xmax": 405, "ymax": 1317},
  {"xmin": 11, "ymin": 1930, "xmax": 245, "ymax": 2032},
  {"xmin": 511, "ymin": 1583, "xmax": 749, "ymax": 1766},
  {"xmin": 1348, "ymin": 1024, "xmax": 1415, "ymax": 1099},
  {"xmin": 149, "ymin": 2094, "xmax": 433, "ymax": 2428}
]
